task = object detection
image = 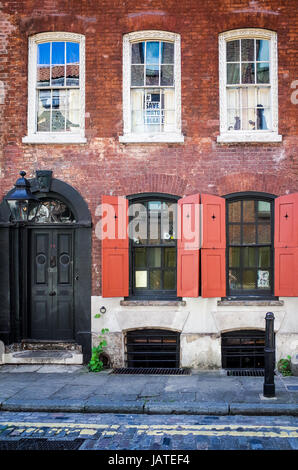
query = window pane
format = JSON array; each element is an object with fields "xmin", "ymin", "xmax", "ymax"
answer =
[
  {"xmin": 229, "ymin": 269, "xmax": 241, "ymax": 289},
  {"xmin": 229, "ymin": 201, "xmax": 241, "ymax": 222},
  {"xmin": 243, "ymin": 224, "xmax": 256, "ymax": 244},
  {"xmin": 243, "ymin": 200, "xmax": 255, "ymax": 222},
  {"xmin": 66, "ymin": 64, "xmax": 79, "ymax": 86},
  {"xmin": 241, "ymin": 87, "xmax": 256, "ymax": 108},
  {"xmin": 162, "ymin": 203, "xmax": 176, "ymax": 241},
  {"xmin": 131, "ymin": 65, "xmax": 144, "ymax": 86},
  {"xmin": 52, "ymin": 89, "xmax": 66, "ymax": 132},
  {"xmin": 256, "ymin": 40, "xmax": 269, "ymax": 61},
  {"xmin": 131, "ymin": 89, "xmax": 144, "ymax": 133},
  {"xmin": 66, "ymin": 42, "xmax": 79, "ymax": 63},
  {"xmin": 256, "ymin": 106, "xmax": 270, "ymax": 130},
  {"xmin": 257, "ymin": 224, "xmax": 271, "ymax": 244},
  {"xmin": 150, "ymin": 270, "xmax": 161, "ymax": 289},
  {"xmin": 243, "ymin": 247, "xmax": 256, "ymax": 267},
  {"xmin": 258, "ymin": 247, "xmax": 271, "ymax": 268},
  {"xmin": 132, "ymin": 42, "xmax": 145, "ymax": 64},
  {"xmin": 164, "ymin": 247, "xmax": 176, "ymax": 267},
  {"xmin": 161, "ymin": 65, "xmax": 174, "ymax": 86},
  {"xmin": 241, "ymin": 63, "xmax": 255, "ymax": 83},
  {"xmin": 227, "ymin": 88, "xmax": 240, "ymax": 109},
  {"xmin": 227, "ymin": 40, "xmax": 240, "ymax": 62},
  {"xmin": 242, "ymin": 108, "xmax": 256, "ymax": 131},
  {"xmin": 257, "ymin": 201, "xmax": 271, "ymax": 220},
  {"xmin": 146, "ymin": 65, "xmax": 159, "ymax": 86},
  {"xmin": 161, "ymin": 42, "xmax": 174, "ymax": 63},
  {"xmin": 148, "ymin": 202, "xmax": 161, "ymax": 244},
  {"xmin": 227, "ymin": 109, "xmax": 241, "ymax": 130},
  {"xmin": 227, "ymin": 63, "xmax": 240, "ymax": 84},
  {"xmin": 66, "ymin": 89, "xmax": 80, "ymax": 132},
  {"xmin": 37, "ymin": 90, "xmax": 51, "ymax": 131},
  {"xmin": 243, "ymin": 269, "xmax": 256, "ymax": 289},
  {"xmin": 257, "ymin": 87, "xmax": 270, "ymax": 108},
  {"xmin": 135, "ymin": 248, "xmax": 146, "ymax": 268},
  {"xmin": 52, "ymin": 64, "xmax": 65, "ymax": 86},
  {"xmin": 229, "ymin": 225, "xmax": 241, "ymax": 244},
  {"xmin": 52, "ymin": 42, "xmax": 65, "ymax": 64},
  {"xmin": 37, "ymin": 43, "xmax": 50, "ymax": 87},
  {"xmin": 135, "ymin": 270, "xmax": 147, "ymax": 288},
  {"xmin": 148, "ymin": 248, "xmax": 161, "ymax": 267},
  {"xmin": 66, "ymin": 43, "xmax": 79, "ymax": 86},
  {"xmin": 164, "ymin": 270, "xmax": 175, "ymax": 290},
  {"xmin": 229, "ymin": 247, "xmax": 240, "ymax": 267},
  {"xmin": 241, "ymin": 39, "xmax": 255, "ymax": 61},
  {"xmin": 144, "ymin": 91, "xmax": 162, "ymax": 132},
  {"xmin": 146, "ymin": 42, "xmax": 160, "ymax": 65},
  {"xmin": 257, "ymin": 62, "xmax": 269, "ymax": 83},
  {"xmin": 38, "ymin": 42, "xmax": 50, "ymax": 65}
]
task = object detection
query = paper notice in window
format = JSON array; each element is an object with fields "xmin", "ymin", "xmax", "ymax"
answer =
[
  {"xmin": 257, "ymin": 270, "xmax": 270, "ymax": 289},
  {"xmin": 135, "ymin": 270, "xmax": 147, "ymax": 288}
]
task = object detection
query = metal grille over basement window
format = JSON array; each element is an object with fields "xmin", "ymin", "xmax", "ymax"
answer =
[
  {"xmin": 221, "ymin": 330, "xmax": 266, "ymax": 369},
  {"xmin": 126, "ymin": 329, "xmax": 180, "ymax": 368}
]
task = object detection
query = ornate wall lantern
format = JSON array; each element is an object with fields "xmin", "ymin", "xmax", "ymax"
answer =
[{"xmin": 5, "ymin": 171, "xmax": 39, "ymax": 223}]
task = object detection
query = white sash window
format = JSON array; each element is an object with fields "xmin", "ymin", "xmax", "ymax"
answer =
[
  {"xmin": 23, "ymin": 32, "xmax": 86, "ymax": 144},
  {"xmin": 217, "ymin": 29, "xmax": 282, "ymax": 143},
  {"xmin": 120, "ymin": 31, "xmax": 184, "ymax": 143}
]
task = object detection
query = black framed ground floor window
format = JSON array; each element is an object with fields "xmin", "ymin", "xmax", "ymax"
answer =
[
  {"xmin": 226, "ymin": 193, "xmax": 275, "ymax": 298},
  {"xmin": 128, "ymin": 194, "xmax": 179, "ymax": 299}
]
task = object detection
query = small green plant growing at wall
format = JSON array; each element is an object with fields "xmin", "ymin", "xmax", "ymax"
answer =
[
  {"xmin": 277, "ymin": 355, "xmax": 292, "ymax": 376},
  {"xmin": 88, "ymin": 312, "xmax": 109, "ymax": 372}
]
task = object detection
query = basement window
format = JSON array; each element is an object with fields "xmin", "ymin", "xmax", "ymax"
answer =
[
  {"xmin": 126, "ymin": 329, "xmax": 180, "ymax": 368},
  {"xmin": 221, "ymin": 330, "xmax": 266, "ymax": 369}
]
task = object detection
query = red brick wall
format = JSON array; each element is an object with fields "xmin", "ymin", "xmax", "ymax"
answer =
[{"xmin": 0, "ymin": 0, "xmax": 297, "ymax": 294}]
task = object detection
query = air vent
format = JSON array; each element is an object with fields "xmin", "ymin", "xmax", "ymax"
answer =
[
  {"xmin": 112, "ymin": 367, "xmax": 190, "ymax": 375},
  {"xmin": 226, "ymin": 369, "xmax": 265, "ymax": 377}
]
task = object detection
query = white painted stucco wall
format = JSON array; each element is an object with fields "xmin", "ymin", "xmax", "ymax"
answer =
[{"xmin": 91, "ymin": 296, "xmax": 298, "ymax": 369}]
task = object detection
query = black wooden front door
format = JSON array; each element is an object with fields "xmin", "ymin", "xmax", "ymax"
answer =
[{"xmin": 29, "ymin": 228, "xmax": 74, "ymax": 340}]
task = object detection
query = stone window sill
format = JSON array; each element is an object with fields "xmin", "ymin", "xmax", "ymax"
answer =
[
  {"xmin": 217, "ymin": 300, "xmax": 284, "ymax": 306},
  {"xmin": 119, "ymin": 133, "xmax": 185, "ymax": 144},
  {"xmin": 120, "ymin": 300, "xmax": 186, "ymax": 307},
  {"xmin": 217, "ymin": 132, "xmax": 282, "ymax": 143},
  {"xmin": 22, "ymin": 134, "xmax": 87, "ymax": 144}
]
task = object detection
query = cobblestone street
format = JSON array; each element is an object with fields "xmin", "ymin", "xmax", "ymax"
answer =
[{"xmin": 0, "ymin": 411, "xmax": 297, "ymax": 451}]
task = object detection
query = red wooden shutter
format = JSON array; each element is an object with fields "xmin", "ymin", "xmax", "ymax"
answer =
[
  {"xmin": 177, "ymin": 194, "xmax": 200, "ymax": 297},
  {"xmin": 201, "ymin": 194, "xmax": 226, "ymax": 298},
  {"xmin": 274, "ymin": 193, "xmax": 298, "ymax": 296},
  {"xmin": 101, "ymin": 195, "xmax": 129, "ymax": 297}
]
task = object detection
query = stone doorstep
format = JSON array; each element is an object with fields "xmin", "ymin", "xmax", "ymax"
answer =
[{"xmin": 3, "ymin": 350, "xmax": 83, "ymax": 365}]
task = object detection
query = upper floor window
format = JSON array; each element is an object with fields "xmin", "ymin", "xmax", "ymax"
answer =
[
  {"xmin": 217, "ymin": 29, "xmax": 282, "ymax": 143},
  {"xmin": 23, "ymin": 32, "xmax": 86, "ymax": 144},
  {"xmin": 119, "ymin": 31, "xmax": 184, "ymax": 143}
]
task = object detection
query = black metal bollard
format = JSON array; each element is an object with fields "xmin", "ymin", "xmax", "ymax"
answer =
[{"xmin": 263, "ymin": 312, "xmax": 275, "ymax": 397}]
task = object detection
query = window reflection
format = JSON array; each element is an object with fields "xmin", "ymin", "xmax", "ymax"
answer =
[{"xmin": 36, "ymin": 41, "xmax": 80, "ymax": 133}]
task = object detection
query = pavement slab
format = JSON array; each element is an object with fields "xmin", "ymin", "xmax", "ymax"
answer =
[{"xmin": 0, "ymin": 364, "xmax": 298, "ymax": 416}]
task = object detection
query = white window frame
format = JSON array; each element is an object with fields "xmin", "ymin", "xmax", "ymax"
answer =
[
  {"xmin": 217, "ymin": 29, "xmax": 282, "ymax": 143},
  {"xmin": 22, "ymin": 32, "xmax": 86, "ymax": 144},
  {"xmin": 119, "ymin": 31, "xmax": 184, "ymax": 143}
]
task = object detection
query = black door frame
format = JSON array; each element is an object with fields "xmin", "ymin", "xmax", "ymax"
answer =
[{"xmin": 0, "ymin": 175, "xmax": 92, "ymax": 362}]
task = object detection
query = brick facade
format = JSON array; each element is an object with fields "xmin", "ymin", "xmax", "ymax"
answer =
[{"xmin": 0, "ymin": 0, "xmax": 297, "ymax": 296}]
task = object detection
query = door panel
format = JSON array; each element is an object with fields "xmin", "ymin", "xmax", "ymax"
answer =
[{"xmin": 30, "ymin": 229, "xmax": 74, "ymax": 340}]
